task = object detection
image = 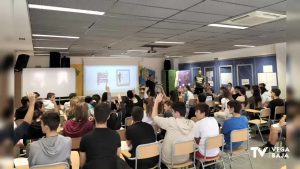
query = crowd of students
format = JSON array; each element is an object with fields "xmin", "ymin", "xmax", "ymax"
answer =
[{"xmin": 9, "ymin": 81, "xmax": 293, "ymax": 169}]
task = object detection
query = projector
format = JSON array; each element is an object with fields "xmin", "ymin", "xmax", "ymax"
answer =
[{"xmin": 147, "ymin": 46, "xmax": 157, "ymax": 53}]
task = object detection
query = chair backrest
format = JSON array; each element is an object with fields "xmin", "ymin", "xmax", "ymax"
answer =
[
  {"xmin": 70, "ymin": 151, "xmax": 80, "ymax": 169},
  {"xmin": 206, "ymin": 101, "xmax": 215, "ymax": 108},
  {"xmin": 275, "ymin": 106, "xmax": 285, "ymax": 115},
  {"xmin": 173, "ymin": 140, "xmax": 195, "ymax": 156},
  {"xmin": 231, "ymin": 129, "xmax": 248, "ymax": 142},
  {"xmin": 30, "ymin": 162, "xmax": 69, "ymax": 169},
  {"xmin": 71, "ymin": 137, "xmax": 82, "ymax": 150},
  {"xmin": 136, "ymin": 142, "xmax": 160, "ymax": 160},
  {"xmin": 15, "ymin": 119, "xmax": 24, "ymax": 127},
  {"xmin": 117, "ymin": 129, "xmax": 126, "ymax": 141},
  {"xmin": 125, "ymin": 117, "xmax": 133, "ymax": 127},
  {"xmin": 260, "ymin": 108, "xmax": 271, "ymax": 118},
  {"xmin": 205, "ymin": 134, "xmax": 224, "ymax": 150},
  {"xmin": 191, "ymin": 117, "xmax": 198, "ymax": 123}
]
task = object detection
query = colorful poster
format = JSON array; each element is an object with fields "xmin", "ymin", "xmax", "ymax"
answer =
[
  {"xmin": 139, "ymin": 66, "xmax": 155, "ymax": 85},
  {"xmin": 71, "ymin": 64, "xmax": 83, "ymax": 96},
  {"xmin": 178, "ymin": 70, "xmax": 191, "ymax": 87}
]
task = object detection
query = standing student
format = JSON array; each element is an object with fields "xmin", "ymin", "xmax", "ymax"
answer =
[
  {"xmin": 125, "ymin": 106, "xmax": 158, "ymax": 169},
  {"xmin": 79, "ymin": 103, "xmax": 121, "ymax": 169},
  {"xmin": 184, "ymin": 85, "xmax": 195, "ymax": 104},
  {"xmin": 152, "ymin": 94, "xmax": 195, "ymax": 165},
  {"xmin": 194, "ymin": 103, "xmax": 220, "ymax": 159},
  {"xmin": 222, "ymin": 100, "xmax": 248, "ymax": 150},
  {"xmin": 146, "ymin": 74, "xmax": 156, "ymax": 97},
  {"xmin": 28, "ymin": 112, "xmax": 71, "ymax": 167}
]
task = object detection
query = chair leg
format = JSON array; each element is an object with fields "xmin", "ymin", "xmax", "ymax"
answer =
[
  {"xmin": 247, "ymin": 153, "xmax": 254, "ymax": 169},
  {"xmin": 221, "ymin": 160, "xmax": 226, "ymax": 169},
  {"xmin": 256, "ymin": 124, "xmax": 265, "ymax": 143}
]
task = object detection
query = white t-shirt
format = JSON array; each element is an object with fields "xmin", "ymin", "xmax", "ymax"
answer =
[
  {"xmin": 221, "ymin": 98, "xmax": 230, "ymax": 110},
  {"xmin": 261, "ymin": 92, "xmax": 271, "ymax": 105},
  {"xmin": 246, "ymin": 91, "xmax": 252, "ymax": 98},
  {"xmin": 186, "ymin": 91, "xmax": 195, "ymax": 104},
  {"xmin": 194, "ymin": 117, "xmax": 220, "ymax": 157},
  {"xmin": 142, "ymin": 111, "xmax": 154, "ymax": 125}
]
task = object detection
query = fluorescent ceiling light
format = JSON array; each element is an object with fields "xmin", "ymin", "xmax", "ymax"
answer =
[
  {"xmin": 169, "ymin": 56, "xmax": 183, "ymax": 58},
  {"xmin": 32, "ymin": 34, "xmax": 79, "ymax": 39},
  {"xmin": 234, "ymin": 45, "xmax": 255, "ymax": 48},
  {"xmin": 154, "ymin": 41, "xmax": 185, "ymax": 44},
  {"xmin": 110, "ymin": 55, "xmax": 131, "ymax": 57},
  {"xmin": 34, "ymin": 54, "xmax": 50, "ymax": 56},
  {"xmin": 127, "ymin": 50, "xmax": 148, "ymax": 52},
  {"xmin": 28, "ymin": 4, "xmax": 105, "ymax": 15},
  {"xmin": 34, "ymin": 47, "xmax": 68, "ymax": 50},
  {"xmin": 193, "ymin": 52, "xmax": 212, "ymax": 54},
  {"xmin": 208, "ymin": 24, "xmax": 248, "ymax": 29}
]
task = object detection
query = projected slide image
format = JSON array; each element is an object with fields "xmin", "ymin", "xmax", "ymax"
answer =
[{"xmin": 117, "ymin": 69, "xmax": 130, "ymax": 86}]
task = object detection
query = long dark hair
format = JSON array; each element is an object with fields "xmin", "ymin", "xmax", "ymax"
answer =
[
  {"xmin": 259, "ymin": 86, "xmax": 268, "ymax": 95},
  {"xmin": 252, "ymin": 85, "xmax": 262, "ymax": 106},
  {"xmin": 33, "ymin": 101, "xmax": 43, "ymax": 121},
  {"xmin": 220, "ymin": 86, "xmax": 231, "ymax": 99},
  {"xmin": 185, "ymin": 85, "xmax": 192, "ymax": 92}
]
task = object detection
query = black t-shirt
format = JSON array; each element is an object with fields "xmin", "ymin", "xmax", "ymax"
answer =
[
  {"xmin": 15, "ymin": 106, "xmax": 28, "ymax": 120},
  {"xmin": 146, "ymin": 80, "xmax": 156, "ymax": 96},
  {"xmin": 26, "ymin": 121, "xmax": 45, "ymax": 140},
  {"xmin": 80, "ymin": 128, "xmax": 121, "ymax": 169},
  {"xmin": 107, "ymin": 112, "xmax": 121, "ymax": 130},
  {"xmin": 126, "ymin": 122, "xmax": 158, "ymax": 169},
  {"xmin": 268, "ymin": 98, "xmax": 285, "ymax": 120}
]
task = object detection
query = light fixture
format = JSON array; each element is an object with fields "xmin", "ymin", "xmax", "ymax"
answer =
[
  {"xmin": 28, "ymin": 4, "xmax": 105, "ymax": 15},
  {"xmin": 234, "ymin": 45, "xmax": 255, "ymax": 48},
  {"xmin": 154, "ymin": 41, "xmax": 185, "ymax": 44},
  {"xmin": 127, "ymin": 50, "xmax": 148, "ymax": 53},
  {"xmin": 208, "ymin": 23, "xmax": 248, "ymax": 29},
  {"xmin": 169, "ymin": 56, "xmax": 183, "ymax": 58},
  {"xmin": 34, "ymin": 54, "xmax": 50, "ymax": 56},
  {"xmin": 32, "ymin": 34, "xmax": 79, "ymax": 39},
  {"xmin": 193, "ymin": 52, "xmax": 212, "ymax": 54},
  {"xmin": 110, "ymin": 55, "xmax": 131, "ymax": 57},
  {"xmin": 34, "ymin": 47, "xmax": 68, "ymax": 50}
]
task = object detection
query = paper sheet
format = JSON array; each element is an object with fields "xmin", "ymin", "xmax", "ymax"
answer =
[
  {"xmin": 208, "ymin": 80, "xmax": 214, "ymax": 86},
  {"xmin": 241, "ymin": 79, "xmax": 250, "ymax": 85},
  {"xmin": 220, "ymin": 73, "xmax": 233, "ymax": 86},
  {"xmin": 263, "ymin": 65, "xmax": 273, "ymax": 73}
]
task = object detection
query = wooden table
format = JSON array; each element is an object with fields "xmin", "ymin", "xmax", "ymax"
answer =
[
  {"xmin": 14, "ymin": 158, "xmax": 29, "ymax": 169},
  {"xmin": 244, "ymin": 109, "xmax": 261, "ymax": 114},
  {"xmin": 121, "ymin": 141, "xmax": 131, "ymax": 158}
]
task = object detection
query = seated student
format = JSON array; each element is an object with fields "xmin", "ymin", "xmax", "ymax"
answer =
[
  {"xmin": 214, "ymin": 87, "xmax": 232, "ymax": 122},
  {"xmin": 79, "ymin": 103, "xmax": 121, "ymax": 169},
  {"xmin": 247, "ymin": 85, "xmax": 262, "ymax": 109},
  {"xmin": 244, "ymin": 84, "xmax": 252, "ymax": 98},
  {"xmin": 43, "ymin": 92, "xmax": 59, "ymax": 112},
  {"xmin": 232, "ymin": 86, "xmax": 241, "ymax": 100},
  {"xmin": 142, "ymin": 97, "xmax": 155, "ymax": 125},
  {"xmin": 92, "ymin": 94, "xmax": 101, "ymax": 104},
  {"xmin": 184, "ymin": 85, "xmax": 195, "ymax": 104},
  {"xmin": 267, "ymin": 88, "xmax": 285, "ymax": 120},
  {"xmin": 66, "ymin": 97, "xmax": 80, "ymax": 120},
  {"xmin": 236, "ymin": 87, "xmax": 247, "ymax": 103},
  {"xmin": 222, "ymin": 100, "xmax": 248, "ymax": 150},
  {"xmin": 187, "ymin": 93, "xmax": 207, "ymax": 119},
  {"xmin": 15, "ymin": 96, "xmax": 29, "ymax": 121},
  {"xmin": 64, "ymin": 93, "xmax": 77, "ymax": 112},
  {"xmin": 85, "ymin": 96, "xmax": 95, "ymax": 116},
  {"xmin": 26, "ymin": 101, "xmax": 46, "ymax": 141},
  {"xmin": 163, "ymin": 100, "xmax": 173, "ymax": 118},
  {"xmin": 152, "ymin": 94, "xmax": 195, "ymax": 165},
  {"xmin": 28, "ymin": 112, "xmax": 71, "ymax": 167},
  {"xmin": 260, "ymin": 86, "xmax": 271, "ymax": 106},
  {"xmin": 227, "ymin": 83, "xmax": 235, "ymax": 95},
  {"xmin": 194, "ymin": 103, "xmax": 220, "ymax": 159},
  {"xmin": 125, "ymin": 106, "xmax": 158, "ymax": 169},
  {"xmin": 63, "ymin": 102, "xmax": 94, "ymax": 138}
]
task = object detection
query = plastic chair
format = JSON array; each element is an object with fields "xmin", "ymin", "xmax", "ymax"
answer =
[
  {"xmin": 117, "ymin": 129, "xmax": 126, "ymax": 141},
  {"xmin": 273, "ymin": 106, "xmax": 285, "ymax": 124},
  {"xmin": 71, "ymin": 137, "xmax": 81, "ymax": 150}
]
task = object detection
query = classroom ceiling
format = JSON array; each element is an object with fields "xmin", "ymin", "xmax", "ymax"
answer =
[{"xmin": 28, "ymin": 0, "xmax": 287, "ymax": 57}]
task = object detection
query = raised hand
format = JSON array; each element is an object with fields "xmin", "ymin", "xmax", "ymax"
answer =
[
  {"xmin": 155, "ymin": 93, "xmax": 163, "ymax": 103},
  {"xmin": 27, "ymin": 92, "xmax": 36, "ymax": 104}
]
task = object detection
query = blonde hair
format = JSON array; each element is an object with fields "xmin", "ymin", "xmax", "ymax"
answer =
[
  {"xmin": 66, "ymin": 97, "xmax": 80, "ymax": 118},
  {"xmin": 74, "ymin": 102, "xmax": 89, "ymax": 121}
]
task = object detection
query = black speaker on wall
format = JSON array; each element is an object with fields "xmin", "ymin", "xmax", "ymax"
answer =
[
  {"xmin": 50, "ymin": 52, "xmax": 61, "ymax": 68},
  {"xmin": 164, "ymin": 59, "xmax": 171, "ymax": 70},
  {"xmin": 14, "ymin": 54, "xmax": 30, "ymax": 72},
  {"xmin": 61, "ymin": 56, "xmax": 70, "ymax": 67}
]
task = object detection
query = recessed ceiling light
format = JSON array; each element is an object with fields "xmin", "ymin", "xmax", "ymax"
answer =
[
  {"xmin": 154, "ymin": 41, "xmax": 185, "ymax": 44},
  {"xmin": 34, "ymin": 47, "xmax": 68, "ymax": 50},
  {"xmin": 193, "ymin": 52, "xmax": 212, "ymax": 54},
  {"xmin": 32, "ymin": 34, "xmax": 79, "ymax": 39},
  {"xmin": 28, "ymin": 4, "xmax": 105, "ymax": 15},
  {"xmin": 208, "ymin": 24, "xmax": 248, "ymax": 29},
  {"xmin": 169, "ymin": 56, "xmax": 183, "ymax": 58},
  {"xmin": 234, "ymin": 45, "xmax": 255, "ymax": 48},
  {"xmin": 127, "ymin": 50, "xmax": 148, "ymax": 53},
  {"xmin": 34, "ymin": 54, "xmax": 50, "ymax": 56}
]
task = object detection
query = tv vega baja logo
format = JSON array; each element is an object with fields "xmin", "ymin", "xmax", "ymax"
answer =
[{"xmin": 250, "ymin": 147, "xmax": 289, "ymax": 158}]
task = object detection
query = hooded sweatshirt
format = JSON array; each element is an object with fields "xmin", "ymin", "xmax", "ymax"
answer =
[
  {"xmin": 28, "ymin": 135, "xmax": 71, "ymax": 167},
  {"xmin": 63, "ymin": 120, "xmax": 94, "ymax": 138},
  {"xmin": 153, "ymin": 116, "xmax": 195, "ymax": 164}
]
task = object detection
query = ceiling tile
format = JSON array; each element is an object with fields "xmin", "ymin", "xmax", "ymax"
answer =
[
  {"xmin": 214, "ymin": 0, "xmax": 284, "ymax": 8},
  {"xmin": 250, "ymin": 20, "xmax": 286, "ymax": 32},
  {"xmin": 118, "ymin": 0, "xmax": 202, "ymax": 10},
  {"xmin": 261, "ymin": 1, "xmax": 287, "ymax": 13},
  {"xmin": 169, "ymin": 11, "xmax": 228, "ymax": 23},
  {"xmin": 188, "ymin": 0, "xmax": 256, "ymax": 16},
  {"xmin": 141, "ymin": 27, "xmax": 186, "ymax": 35},
  {"xmin": 109, "ymin": 2, "xmax": 179, "ymax": 19},
  {"xmin": 195, "ymin": 26, "xmax": 235, "ymax": 33},
  {"xmin": 152, "ymin": 21, "xmax": 203, "ymax": 30}
]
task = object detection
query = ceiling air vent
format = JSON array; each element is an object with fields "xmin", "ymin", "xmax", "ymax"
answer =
[{"xmin": 222, "ymin": 11, "xmax": 286, "ymax": 27}]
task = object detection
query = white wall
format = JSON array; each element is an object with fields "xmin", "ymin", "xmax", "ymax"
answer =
[{"xmin": 175, "ymin": 43, "xmax": 287, "ymax": 98}]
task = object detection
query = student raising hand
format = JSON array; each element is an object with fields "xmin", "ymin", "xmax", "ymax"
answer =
[
  {"xmin": 24, "ymin": 93, "xmax": 36, "ymax": 124},
  {"xmin": 155, "ymin": 93, "xmax": 163, "ymax": 104}
]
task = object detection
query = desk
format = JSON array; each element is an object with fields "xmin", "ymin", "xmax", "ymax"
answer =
[
  {"xmin": 121, "ymin": 141, "xmax": 131, "ymax": 158},
  {"xmin": 14, "ymin": 158, "xmax": 29, "ymax": 169},
  {"xmin": 244, "ymin": 109, "xmax": 261, "ymax": 114}
]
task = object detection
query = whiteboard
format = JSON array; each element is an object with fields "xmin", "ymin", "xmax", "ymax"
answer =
[
  {"xmin": 22, "ymin": 68, "xmax": 76, "ymax": 98},
  {"xmin": 220, "ymin": 73, "xmax": 233, "ymax": 86}
]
